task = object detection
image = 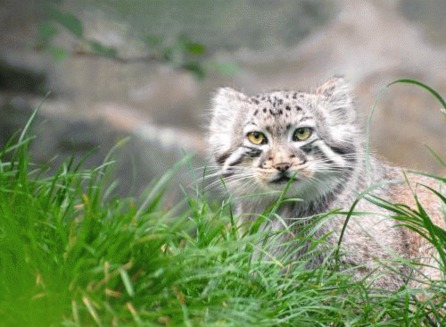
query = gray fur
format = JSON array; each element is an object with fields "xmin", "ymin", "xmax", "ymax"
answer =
[{"xmin": 207, "ymin": 77, "xmax": 444, "ymax": 289}]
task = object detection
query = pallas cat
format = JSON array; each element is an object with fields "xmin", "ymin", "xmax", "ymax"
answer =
[{"xmin": 207, "ymin": 77, "xmax": 445, "ymax": 289}]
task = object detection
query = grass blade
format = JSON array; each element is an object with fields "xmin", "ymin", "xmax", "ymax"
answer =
[{"xmin": 387, "ymin": 79, "xmax": 446, "ymax": 112}]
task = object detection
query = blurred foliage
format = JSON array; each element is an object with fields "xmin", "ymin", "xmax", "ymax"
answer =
[
  {"xmin": 76, "ymin": 0, "xmax": 336, "ymax": 51},
  {"xmin": 35, "ymin": 1, "xmax": 220, "ymax": 79},
  {"xmin": 34, "ymin": 0, "xmax": 335, "ymax": 79}
]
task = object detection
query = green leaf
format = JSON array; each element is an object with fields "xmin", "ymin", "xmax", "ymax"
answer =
[
  {"xmin": 89, "ymin": 41, "xmax": 117, "ymax": 58},
  {"xmin": 185, "ymin": 42, "xmax": 206, "ymax": 56},
  {"xmin": 182, "ymin": 62, "xmax": 206, "ymax": 79},
  {"xmin": 50, "ymin": 9, "xmax": 83, "ymax": 38},
  {"xmin": 37, "ymin": 21, "xmax": 59, "ymax": 45},
  {"xmin": 176, "ymin": 35, "xmax": 205, "ymax": 56},
  {"xmin": 47, "ymin": 45, "xmax": 69, "ymax": 62}
]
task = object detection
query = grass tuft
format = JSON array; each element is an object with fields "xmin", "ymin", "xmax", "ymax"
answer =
[{"xmin": 1, "ymin": 93, "xmax": 445, "ymax": 326}]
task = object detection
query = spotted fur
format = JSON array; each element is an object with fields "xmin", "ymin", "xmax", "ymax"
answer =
[{"xmin": 208, "ymin": 77, "xmax": 445, "ymax": 289}]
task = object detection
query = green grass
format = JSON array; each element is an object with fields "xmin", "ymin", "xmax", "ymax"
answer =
[{"xmin": 0, "ymin": 83, "xmax": 445, "ymax": 326}]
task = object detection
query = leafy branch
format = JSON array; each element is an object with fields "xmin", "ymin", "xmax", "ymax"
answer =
[{"xmin": 35, "ymin": 5, "xmax": 229, "ymax": 79}]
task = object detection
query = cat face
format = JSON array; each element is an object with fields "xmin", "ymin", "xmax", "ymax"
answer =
[{"xmin": 208, "ymin": 77, "xmax": 361, "ymax": 200}]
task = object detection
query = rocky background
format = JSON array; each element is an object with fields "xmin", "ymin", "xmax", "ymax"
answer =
[{"xmin": 0, "ymin": 0, "xmax": 445, "ymax": 198}]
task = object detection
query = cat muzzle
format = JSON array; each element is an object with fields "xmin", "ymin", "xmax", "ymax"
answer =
[{"xmin": 270, "ymin": 172, "xmax": 295, "ymax": 184}]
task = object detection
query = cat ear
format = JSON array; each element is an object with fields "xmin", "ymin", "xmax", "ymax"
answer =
[
  {"xmin": 316, "ymin": 76, "xmax": 356, "ymax": 123},
  {"xmin": 212, "ymin": 87, "xmax": 248, "ymax": 113},
  {"xmin": 210, "ymin": 87, "xmax": 248, "ymax": 124},
  {"xmin": 316, "ymin": 76, "xmax": 351, "ymax": 100},
  {"xmin": 208, "ymin": 87, "xmax": 248, "ymax": 163}
]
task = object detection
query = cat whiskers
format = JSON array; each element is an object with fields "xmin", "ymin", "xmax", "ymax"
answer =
[{"xmin": 203, "ymin": 169, "xmax": 256, "ymax": 192}]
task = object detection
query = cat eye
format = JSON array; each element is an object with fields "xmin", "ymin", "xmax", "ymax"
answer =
[
  {"xmin": 247, "ymin": 131, "xmax": 267, "ymax": 145},
  {"xmin": 293, "ymin": 127, "xmax": 312, "ymax": 141}
]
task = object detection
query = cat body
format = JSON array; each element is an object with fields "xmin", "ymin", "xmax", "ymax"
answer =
[{"xmin": 208, "ymin": 77, "xmax": 445, "ymax": 289}]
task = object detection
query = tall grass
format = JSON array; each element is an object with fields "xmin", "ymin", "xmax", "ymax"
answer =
[{"xmin": 0, "ymin": 82, "xmax": 445, "ymax": 326}]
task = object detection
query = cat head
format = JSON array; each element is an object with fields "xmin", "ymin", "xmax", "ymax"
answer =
[{"xmin": 208, "ymin": 77, "xmax": 361, "ymax": 200}]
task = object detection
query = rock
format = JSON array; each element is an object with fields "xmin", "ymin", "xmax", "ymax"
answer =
[{"xmin": 0, "ymin": 94, "xmax": 206, "ymax": 198}]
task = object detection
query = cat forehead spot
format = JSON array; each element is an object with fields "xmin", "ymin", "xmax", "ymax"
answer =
[
  {"xmin": 248, "ymin": 90, "xmax": 312, "ymax": 121},
  {"xmin": 251, "ymin": 90, "xmax": 309, "ymax": 104}
]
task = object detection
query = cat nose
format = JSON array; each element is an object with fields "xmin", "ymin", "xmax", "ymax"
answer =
[{"xmin": 274, "ymin": 162, "xmax": 290, "ymax": 172}]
